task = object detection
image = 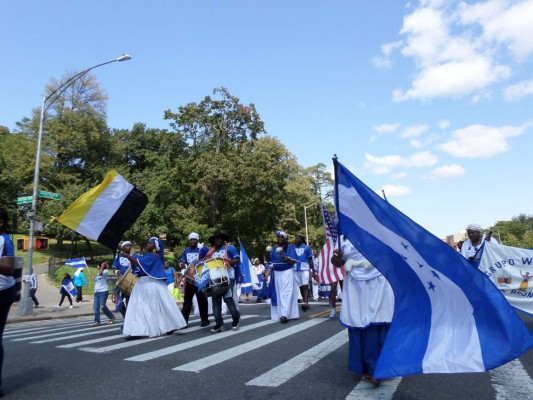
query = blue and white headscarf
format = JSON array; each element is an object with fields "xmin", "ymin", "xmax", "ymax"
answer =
[
  {"xmin": 149, "ymin": 237, "xmax": 164, "ymax": 259},
  {"xmin": 275, "ymin": 230, "xmax": 288, "ymax": 239}
]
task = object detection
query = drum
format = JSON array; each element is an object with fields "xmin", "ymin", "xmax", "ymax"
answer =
[
  {"xmin": 116, "ymin": 267, "xmax": 138, "ymax": 297},
  {"xmin": 200, "ymin": 258, "xmax": 230, "ymax": 297}
]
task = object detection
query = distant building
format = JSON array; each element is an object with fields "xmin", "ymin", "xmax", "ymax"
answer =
[{"xmin": 445, "ymin": 230, "xmax": 468, "ymax": 250}]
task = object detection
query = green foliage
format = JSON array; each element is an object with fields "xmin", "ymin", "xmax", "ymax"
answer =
[{"xmin": 490, "ymin": 214, "xmax": 533, "ymax": 248}]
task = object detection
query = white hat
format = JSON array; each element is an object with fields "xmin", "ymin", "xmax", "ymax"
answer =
[
  {"xmin": 466, "ymin": 224, "xmax": 483, "ymax": 232},
  {"xmin": 188, "ymin": 232, "xmax": 200, "ymax": 240},
  {"xmin": 121, "ymin": 241, "xmax": 132, "ymax": 248}
]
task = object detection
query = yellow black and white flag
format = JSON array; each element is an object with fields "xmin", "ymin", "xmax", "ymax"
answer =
[{"xmin": 57, "ymin": 170, "xmax": 148, "ymax": 250}]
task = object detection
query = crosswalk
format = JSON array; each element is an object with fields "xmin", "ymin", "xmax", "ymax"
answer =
[{"xmin": 5, "ymin": 315, "xmax": 533, "ymax": 400}]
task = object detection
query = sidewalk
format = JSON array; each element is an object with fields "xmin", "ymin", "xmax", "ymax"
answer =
[{"xmin": 8, "ymin": 263, "xmax": 98, "ymax": 324}]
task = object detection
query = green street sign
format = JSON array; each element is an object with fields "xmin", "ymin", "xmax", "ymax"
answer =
[
  {"xmin": 16, "ymin": 196, "xmax": 33, "ymax": 205},
  {"xmin": 38, "ymin": 190, "xmax": 61, "ymax": 200}
]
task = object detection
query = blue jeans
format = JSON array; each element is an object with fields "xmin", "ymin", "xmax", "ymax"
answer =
[{"xmin": 93, "ymin": 290, "xmax": 114, "ymax": 323}]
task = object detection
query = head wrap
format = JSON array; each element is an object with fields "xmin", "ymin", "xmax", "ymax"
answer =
[
  {"xmin": 466, "ymin": 224, "xmax": 483, "ymax": 232},
  {"xmin": 275, "ymin": 230, "xmax": 288, "ymax": 239},
  {"xmin": 121, "ymin": 240, "xmax": 132, "ymax": 249},
  {"xmin": 188, "ymin": 232, "xmax": 200, "ymax": 240},
  {"xmin": 149, "ymin": 237, "xmax": 165, "ymax": 258}
]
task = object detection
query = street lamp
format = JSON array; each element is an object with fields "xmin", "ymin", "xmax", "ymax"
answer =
[
  {"xmin": 19, "ymin": 54, "xmax": 131, "ymax": 317},
  {"xmin": 304, "ymin": 201, "xmax": 320, "ymax": 244}
]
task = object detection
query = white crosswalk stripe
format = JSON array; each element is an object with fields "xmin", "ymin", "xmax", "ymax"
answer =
[
  {"xmin": 345, "ymin": 378, "xmax": 402, "ymax": 400},
  {"xmin": 491, "ymin": 359, "xmax": 533, "ymax": 400},
  {"xmin": 11, "ymin": 324, "xmax": 115, "ymax": 341},
  {"xmin": 125, "ymin": 318, "xmax": 277, "ymax": 362},
  {"xmin": 246, "ymin": 328, "xmax": 348, "ymax": 386},
  {"xmin": 175, "ymin": 318, "xmax": 327, "ymax": 372}
]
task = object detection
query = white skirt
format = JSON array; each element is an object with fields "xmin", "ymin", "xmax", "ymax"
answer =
[
  {"xmin": 340, "ymin": 273, "xmax": 394, "ymax": 328},
  {"xmin": 124, "ymin": 276, "xmax": 187, "ymax": 337},
  {"xmin": 270, "ymin": 269, "xmax": 299, "ymax": 321}
]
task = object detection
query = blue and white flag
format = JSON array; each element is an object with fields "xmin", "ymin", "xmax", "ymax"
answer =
[
  {"xmin": 239, "ymin": 240, "xmax": 258, "ymax": 295},
  {"xmin": 61, "ymin": 281, "xmax": 77, "ymax": 298},
  {"xmin": 334, "ymin": 160, "xmax": 533, "ymax": 379},
  {"xmin": 64, "ymin": 257, "xmax": 87, "ymax": 268}
]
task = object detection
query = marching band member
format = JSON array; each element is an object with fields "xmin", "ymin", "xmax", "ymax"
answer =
[
  {"xmin": 206, "ymin": 231, "xmax": 240, "ymax": 333},
  {"xmin": 179, "ymin": 232, "xmax": 210, "ymax": 327},
  {"xmin": 333, "ymin": 236, "xmax": 394, "ymax": 387},
  {"xmin": 120, "ymin": 237, "xmax": 186, "ymax": 339},
  {"xmin": 266, "ymin": 231, "xmax": 299, "ymax": 323},
  {"xmin": 293, "ymin": 234, "xmax": 314, "ymax": 312}
]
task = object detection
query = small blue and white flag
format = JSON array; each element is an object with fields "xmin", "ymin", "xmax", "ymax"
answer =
[
  {"xmin": 64, "ymin": 257, "xmax": 87, "ymax": 268},
  {"xmin": 334, "ymin": 159, "xmax": 533, "ymax": 379},
  {"xmin": 61, "ymin": 281, "xmax": 77, "ymax": 298},
  {"xmin": 239, "ymin": 240, "xmax": 258, "ymax": 295}
]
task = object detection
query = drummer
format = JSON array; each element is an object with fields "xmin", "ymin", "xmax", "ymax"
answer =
[
  {"xmin": 205, "ymin": 231, "xmax": 240, "ymax": 333},
  {"xmin": 112, "ymin": 240, "xmax": 133, "ymax": 319},
  {"xmin": 179, "ymin": 232, "xmax": 210, "ymax": 328}
]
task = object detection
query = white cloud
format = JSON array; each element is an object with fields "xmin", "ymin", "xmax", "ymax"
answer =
[
  {"xmin": 459, "ymin": 0, "xmax": 533, "ymax": 62},
  {"xmin": 372, "ymin": 41, "xmax": 403, "ymax": 69},
  {"xmin": 385, "ymin": 0, "xmax": 531, "ymax": 101},
  {"xmin": 439, "ymin": 120, "xmax": 450, "ymax": 129},
  {"xmin": 381, "ymin": 184, "xmax": 411, "ymax": 197},
  {"xmin": 401, "ymin": 124, "xmax": 428, "ymax": 138},
  {"xmin": 364, "ymin": 151, "xmax": 438, "ymax": 174},
  {"xmin": 425, "ymin": 164, "xmax": 465, "ymax": 180},
  {"xmin": 373, "ymin": 123, "xmax": 401, "ymax": 133},
  {"xmin": 438, "ymin": 123, "xmax": 528, "ymax": 158},
  {"xmin": 503, "ymin": 79, "xmax": 533, "ymax": 101}
]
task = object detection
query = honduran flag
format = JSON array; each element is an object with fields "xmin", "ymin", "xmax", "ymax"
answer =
[
  {"xmin": 333, "ymin": 158, "xmax": 533, "ymax": 379},
  {"xmin": 64, "ymin": 257, "xmax": 87, "ymax": 268},
  {"xmin": 61, "ymin": 281, "xmax": 78, "ymax": 299},
  {"xmin": 239, "ymin": 240, "xmax": 258, "ymax": 295},
  {"xmin": 57, "ymin": 170, "xmax": 148, "ymax": 250}
]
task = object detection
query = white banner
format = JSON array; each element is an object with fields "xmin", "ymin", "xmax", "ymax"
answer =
[{"xmin": 478, "ymin": 241, "xmax": 533, "ymax": 314}]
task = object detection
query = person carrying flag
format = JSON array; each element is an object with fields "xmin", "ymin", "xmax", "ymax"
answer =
[
  {"xmin": 73, "ymin": 266, "xmax": 88, "ymax": 303},
  {"xmin": 293, "ymin": 234, "xmax": 314, "ymax": 312},
  {"xmin": 91, "ymin": 260, "xmax": 116, "ymax": 326},
  {"xmin": 460, "ymin": 224, "xmax": 498, "ymax": 263},
  {"xmin": 179, "ymin": 232, "xmax": 210, "ymax": 328},
  {"xmin": 55, "ymin": 273, "xmax": 75, "ymax": 309},
  {"xmin": 333, "ymin": 235, "xmax": 394, "ymax": 387},
  {"xmin": 265, "ymin": 230, "xmax": 299, "ymax": 323}
]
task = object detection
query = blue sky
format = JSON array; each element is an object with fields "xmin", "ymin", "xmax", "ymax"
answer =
[{"xmin": 1, "ymin": 0, "xmax": 532, "ymax": 239}]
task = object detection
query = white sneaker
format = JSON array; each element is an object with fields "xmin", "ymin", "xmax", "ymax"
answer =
[
  {"xmin": 54, "ymin": 305, "xmax": 61, "ymax": 309},
  {"xmin": 69, "ymin": 305, "xmax": 74, "ymax": 309},
  {"xmin": 329, "ymin": 308, "xmax": 337, "ymax": 318}
]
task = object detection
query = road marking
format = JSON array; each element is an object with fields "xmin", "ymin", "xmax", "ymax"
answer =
[
  {"xmin": 175, "ymin": 319, "xmax": 327, "ymax": 372},
  {"xmin": 310, "ymin": 305, "xmax": 341, "ymax": 318},
  {"xmin": 57, "ymin": 334, "xmax": 125, "ymax": 348},
  {"xmin": 491, "ymin": 359, "xmax": 533, "ymax": 400},
  {"xmin": 246, "ymin": 327, "xmax": 347, "ymax": 386},
  {"xmin": 345, "ymin": 377, "xmax": 402, "ymax": 399},
  {"xmin": 31, "ymin": 328, "xmax": 122, "ymax": 343},
  {"xmin": 125, "ymin": 318, "xmax": 276, "ymax": 362},
  {"xmin": 4, "ymin": 321, "xmax": 92, "ymax": 338},
  {"xmin": 11, "ymin": 324, "xmax": 115, "ymax": 341}
]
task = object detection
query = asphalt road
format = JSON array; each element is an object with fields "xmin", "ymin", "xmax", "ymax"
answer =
[{"xmin": 4, "ymin": 303, "xmax": 533, "ymax": 400}]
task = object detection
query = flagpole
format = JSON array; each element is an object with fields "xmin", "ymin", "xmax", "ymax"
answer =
[{"xmin": 332, "ymin": 155, "xmax": 341, "ymax": 251}]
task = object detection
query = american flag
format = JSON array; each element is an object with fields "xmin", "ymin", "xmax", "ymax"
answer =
[{"xmin": 318, "ymin": 204, "xmax": 344, "ymax": 284}]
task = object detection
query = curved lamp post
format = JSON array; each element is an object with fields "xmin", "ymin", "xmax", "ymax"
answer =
[{"xmin": 19, "ymin": 55, "xmax": 131, "ymax": 316}]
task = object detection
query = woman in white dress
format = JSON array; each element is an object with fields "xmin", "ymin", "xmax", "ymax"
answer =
[{"xmin": 120, "ymin": 237, "xmax": 186, "ymax": 339}]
